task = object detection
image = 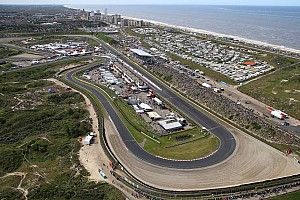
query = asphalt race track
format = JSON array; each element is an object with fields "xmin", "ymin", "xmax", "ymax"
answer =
[{"xmin": 66, "ymin": 53, "xmax": 236, "ymax": 169}]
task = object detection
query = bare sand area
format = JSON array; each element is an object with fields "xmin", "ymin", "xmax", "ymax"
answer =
[{"xmin": 106, "ymin": 111, "xmax": 300, "ymax": 191}]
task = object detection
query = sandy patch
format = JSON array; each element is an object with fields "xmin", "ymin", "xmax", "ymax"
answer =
[{"xmin": 9, "ymin": 53, "xmax": 43, "ymax": 60}]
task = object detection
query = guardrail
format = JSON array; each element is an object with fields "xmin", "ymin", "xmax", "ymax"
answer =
[{"xmin": 61, "ymin": 62, "xmax": 300, "ymax": 200}]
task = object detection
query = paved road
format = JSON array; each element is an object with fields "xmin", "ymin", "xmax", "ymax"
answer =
[{"xmin": 66, "ymin": 57, "xmax": 236, "ymax": 169}]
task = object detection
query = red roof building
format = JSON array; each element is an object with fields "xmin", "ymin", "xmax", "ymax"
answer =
[{"xmin": 243, "ymin": 61, "xmax": 257, "ymax": 66}]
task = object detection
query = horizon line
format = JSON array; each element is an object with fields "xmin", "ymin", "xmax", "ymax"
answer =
[{"xmin": 1, "ymin": 4, "xmax": 300, "ymax": 7}]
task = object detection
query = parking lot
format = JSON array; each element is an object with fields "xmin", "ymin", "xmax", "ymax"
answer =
[{"xmin": 132, "ymin": 27, "xmax": 273, "ymax": 82}]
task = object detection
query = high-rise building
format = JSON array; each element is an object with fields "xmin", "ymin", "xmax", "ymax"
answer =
[
  {"xmin": 94, "ymin": 12, "xmax": 101, "ymax": 20},
  {"xmin": 90, "ymin": 11, "xmax": 95, "ymax": 17},
  {"xmin": 121, "ymin": 19, "xmax": 129, "ymax": 27},
  {"xmin": 112, "ymin": 14, "xmax": 121, "ymax": 25}
]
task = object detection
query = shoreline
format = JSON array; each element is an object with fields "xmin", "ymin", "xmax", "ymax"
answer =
[
  {"xmin": 123, "ymin": 15, "xmax": 300, "ymax": 54},
  {"xmin": 65, "ymin": 5, "xmax": 300, "ymax": 54}
]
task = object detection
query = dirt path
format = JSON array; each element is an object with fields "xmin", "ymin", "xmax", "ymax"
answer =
[{"xmin": 0, "ymin": 172, "xmax": 28, "ymax": 200}]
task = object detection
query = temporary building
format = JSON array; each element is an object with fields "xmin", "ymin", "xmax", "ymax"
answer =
[
  {"xmin": 243, "ymin": 61, "xmax": 256, "ymax": 66},
  {"xmin": 158, "ymin": 119, "xmax": 183, "ymax": 131},
  {"xmin": 137, "ymin": 82, "xmax": 149, "ymax": 91},
  {"xmin": 153, "ymin": 97, "xmax": 163, "ymax": 106},
  {"xmin": 133, "ymin": 105, "xmax": 144, "ymax": 113},
  {"xmin": 89, "ymin": 132, "xmax": 96, "ymax": 137},
  {"xmin": 83, "ymin": 135, "xmax": 93, "ymax": 145},
  {"xmin": 176, "ymin": 118, "xmax": 187, "ymax": 125},
  {"xmin": 139, "ymin": 103, "xmax": 153, "ymax": 112},
  {"xmin": 147, "ymin": 112, "xmax": 162, "ymax": 120},
  {"xmin": 82, "ymin": 74, "xmax": 91, "ymax": 80}
]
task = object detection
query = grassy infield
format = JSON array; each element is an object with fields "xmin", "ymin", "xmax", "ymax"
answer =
[
  {"xmin": 0, "ymin": 46, "xmax": 23, "ymax": 71},
  {"xmin": 0, "ymin": 60, "xmax": 124, "ymax": 199},
  {"xmin": 113, "ymin": 93, "xmax": 219, "ymax": 160},
  {"xmin": 0, "ymin": 46, "xmax": 22, "ymax": 59},
  {"xmin": 270, "ymin": 190, "xmax": 300, "ymax": 200}
]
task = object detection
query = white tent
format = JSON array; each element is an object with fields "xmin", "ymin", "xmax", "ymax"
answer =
[
  {"xmin": 139, "ymin": 103, "xmax": 153, "ymax": 112},
  {"xmin": 147, "ymin": 112, "xmax": 162, "ymax": 120},
  {"xmin": 158, "ymin": 119, "xmax": 183, "ymax": 131},
  {"xmin": 83, "ymin": 135, "xmax": 93, "ymax": 145}
]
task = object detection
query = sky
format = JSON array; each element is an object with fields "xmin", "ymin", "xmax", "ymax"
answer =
[{"xmin": 1, "ymin": 0, "xmax": 300, "ymax": 6}]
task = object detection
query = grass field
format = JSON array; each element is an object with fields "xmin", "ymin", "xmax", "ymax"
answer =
[
  {"xmin": 255, "ymin": 53, "xmax": 298, "ymax": 69},
  {"xmin": 0, "ymin": 62, "xmax": 16, "ymax": 71},
  {"xmin": 82, "ymin": 77, "xmax": 220, "ymax": 160},
  {"xmin": 94, "ymin": 32, "xmax": 118, "ymax": 45},
  {"xmin": 239, "ymin": 63, "xmax": 300, "ymax": 119},
  {"xmin": 145, "ymin": 131, "xmax": 219, "ymax": 160},
  {"xmin": 270, "ymin": 190, "xmax": 300, "ymax": 200},
  {"xmin": 113, "ymin": 92, "xmax": 220, "ymax": 160},
  {"xmin": 0, "ymin": 65, "xmax": 124, "ymax": 199},
  {"xmin": 0, "ymin": 46, "xmax": 22, "ymax": 59}
]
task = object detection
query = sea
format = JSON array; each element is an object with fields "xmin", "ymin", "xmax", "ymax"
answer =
[{"xmin": 68, "ymin": 5, "xmax": 300, "ymax": 50}]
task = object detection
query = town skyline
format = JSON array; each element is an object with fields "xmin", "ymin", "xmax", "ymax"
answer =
[{"xmin": 1, "ymin": 0, "xmax": 300, "ymax": 6}]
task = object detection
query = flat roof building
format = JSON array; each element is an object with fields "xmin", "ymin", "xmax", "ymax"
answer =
[
  {"xmin": 147, "ymin": 111, "xmax": 162, "ymax": 120},
  {"xmin": 130, "ymin": 49, "xmax": 153, "ymax": 57},
  {"xmin": 130, "ymin": 48, "xmax": 155, "ymax": 64},
  {"xmin": 158, "ymin": 119, "xmax": 183, "ymax": 132},
  {"xmin": 139, "ymin": 103, "xmax": 153, "ymax": 112}
]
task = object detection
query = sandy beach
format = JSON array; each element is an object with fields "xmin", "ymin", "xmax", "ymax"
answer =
[
  {"xmin": 64, "ymin": 4, "xmax": 300, "ymax": 54},
  {"xmin": 123, "ymin": 15, "xmax": 300, "ymax": 54}
]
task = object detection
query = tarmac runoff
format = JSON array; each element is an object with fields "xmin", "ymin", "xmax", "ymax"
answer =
[
  {"xmin": 65, "ymin": 63, "xmax": 300, "ymax": 191},
  {"xmin": 66, "ymin": 63, "xmax": 236, "ymax": 169}
]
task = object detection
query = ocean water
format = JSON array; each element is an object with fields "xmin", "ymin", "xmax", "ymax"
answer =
[{"xmin": 69, "ymin": 5, "xmax": 300, "ymax": 50}]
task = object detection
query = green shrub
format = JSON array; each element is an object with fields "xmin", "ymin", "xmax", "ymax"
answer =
[
  {"xmin": 0, "ymin": 188, "xmax": 24, "ymax": 200},
  {"xmin": 0, "ymin": 148, "xmax": 23, "ymax": 175}
]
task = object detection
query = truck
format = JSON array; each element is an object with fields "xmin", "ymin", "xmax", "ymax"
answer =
[
  {"xmin": 98, "ymin": 169, "xmax": 107, "ymax": 179},
  {"xmin": 153, "ymin": 97, "xmax": 163, "ymax": 106},
  {"xmin": 267, "ymin": 106, "xmax": 288, "ymax": 120},
  {"xmin": 271, "ymin": 110, "xmax": 287, "ymax": 120},
  {"xmin": 213, "ymin": 88, "xmax": 221, "ymax": 93},
  {"xmin": 202, "ymin": 82, "xmax": 212, "ymax": 88}
]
